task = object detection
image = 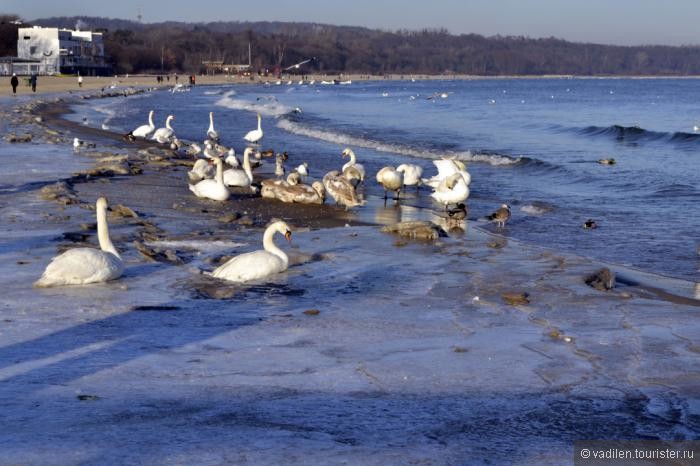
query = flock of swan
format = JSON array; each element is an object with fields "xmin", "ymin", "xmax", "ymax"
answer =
[{"xmin": 37, "ymin": 109, "xmax": 510, "ymax": 288}]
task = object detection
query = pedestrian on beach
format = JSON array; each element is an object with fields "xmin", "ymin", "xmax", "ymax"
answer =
[
  {"xmin": 30, "ymin": 73, "xmax": 37, "ymax": 92},
  {"xmin": 10, "ymin": 73, "xmax": 19, "ymax": 94},
  {"xmin": 78, "ymin": 75, "xmax": 83, "ymax": 87}
]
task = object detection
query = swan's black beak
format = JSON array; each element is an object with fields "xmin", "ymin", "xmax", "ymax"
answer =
[{"xmin": 284, "ymin": 230, "xmax": 292, "ymax": 242}]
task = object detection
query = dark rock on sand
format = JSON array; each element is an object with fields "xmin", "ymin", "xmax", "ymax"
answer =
[
  {"xmin": 134, "ymin": 241, "xmax": 184, "ymax": 265},
  {"xmin": 585, "ymin": 267, "xmax": 615, "ymax": 291},
  {"xmin": 5, "ymin": 133, "xmax": 33, "ymax": 143},
  {"xmin": 502, "ymin": 292, "xmax": 531, "ymax": 305}
]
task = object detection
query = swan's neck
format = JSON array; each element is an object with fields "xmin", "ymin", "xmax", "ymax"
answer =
[
  {"xmin": 97, "ymin": 204, "xmax": 120, "ymax": 259},
  {"xmin": 208, "ymin": 113, "xmax": 215, "ymax": 132},
  {"xmin": 148, "ymin": 111, "xmax": 154, "ymax": 128},
  {"xmin": 215, "ymin": 160, "xmax": 224, "ymax": 185},
  {"xmin": 243, "ymin": 151, "xmax": 253, "ymax": 181},
  {"xmin": 263, "ymin": 226, "xmax": 288, "ymax": 266},
  {"xmin": 347, "ymin": 151, "xmax": 356, "ymax": 165},
  {"xmin": 257, "ymin": 115, "xmax": 262, "ymax": 131},
  {"xmin": 166, "ymin": 117, "xmax": 173, "ymax": 130}
]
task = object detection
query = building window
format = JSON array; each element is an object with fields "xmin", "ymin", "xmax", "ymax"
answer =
[
  {"xmin": 30, "ymin": 46, "xmax": 37, "ymax": 55},
  {"xmin": 23, "ymin": 36, "xmax": 30, "ymax": 40}
]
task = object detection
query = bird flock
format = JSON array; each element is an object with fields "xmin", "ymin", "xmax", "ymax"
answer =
[{"xmin": 39, "ymin": 108, "xmax": 511, "ymax": 288}]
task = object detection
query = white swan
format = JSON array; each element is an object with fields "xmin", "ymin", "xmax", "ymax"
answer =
[
  {"xmin": 131, "ymin": 110, "xmax": 155, "ymax": 139},
  {"xmin": 431, "ymin": 172, "xmax": 470, "ymax": 209},
  {"xmin": 244, "ymin": 114, "xmax": 263, "ymax": 144},
  {"xmin": 323, "ymin": 170, "xmax": 364, "ymax": 209},
  {"xmin": 397, "ymin": 163, "xmax": 423, "ymax": 188},
  {"xmin": 210, "ymin": 221, "xmax": 292, "ymax": 282},
  {"xmin": 295, "ymin": 162, "xmax": 309, "ymax": 178},
  {"xmin": 207, "ymin": 112, "xmax": 219, "ymax": 141},
  {"xmin": 423, "ymin": 158, "xmax": 471, "ymax": 188},
  {"xmin": 223, "ymin": 148, "xmax": 255, "ymax": 191},
  {"xmin": 152, "ymin": 115, "xmax": 175, "ymax": 144},
  {"xmin": 376, "ymin": 166, "xmax": 404, "ymax": 199},
  {"xmin": 189, "ymin": 157, "xmax": 230, "ymax": 201},
  {"xmin": 341, "ymin": 148, "xmax": 366, "ymax": 183},
  {"xmin": 224, "ymin": 149, "xmax": 239, "ymax": 168},
  {"xmin": 187, "ymin": 158, "xmax": 216, "ymax": 184},
  {"xmin": 34, "ymin": 197, "xmax": 124, "ymax": 287}
]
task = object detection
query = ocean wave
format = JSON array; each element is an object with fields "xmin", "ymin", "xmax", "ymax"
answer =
[
  {"xmin": 578, "ymin": 124, "xmax": 700, "ymax": 145},
  {"xmin": 520, "ymin": 202, "xmax": 555, "ymax": 215},
  {"xmin": 214, "ymin": 91, "xmax": 293, "ymax": 117},
  {"xmin": 146, "ymin": 239, "xmax": 246, "ymax": 253},
  {"xmin": 276, "ymin": 119, "xmax": 521, "ymax": 166}
]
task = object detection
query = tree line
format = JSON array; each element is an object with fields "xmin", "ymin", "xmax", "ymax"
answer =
[{"xmin": 3, "ymin": 14, "xmax": 700, "ymax": 76}]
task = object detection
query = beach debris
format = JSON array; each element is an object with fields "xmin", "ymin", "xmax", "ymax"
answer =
[
  {"xmin": 585, "ymin": 267, "xmax": 615, "ymax": 291},
  {"xmin": 62, "ymin": 231, "xmax": 90, "ymax": 242},
  {"xmin": 218, "ymin": 212, "xmax": 242, "ymax": 224},
  {"xmin": 501, "ymin": 292, "xmax": 531, "ymax": 305},
  {"xmin": 452, "ymin": 346, "xmax": 469, "ymax": 353},
  {"xmin": 133, "ymin": 241, "xmax": 184, "ymax": 265},
  {"xmin": 583, "ymin": 219, "xmax": 598, "ymax": 229},
  {"xmin": 548, "ymin": 329, "xmax": 574, "ymax": 343},
  {"xmin": 597, "ymin": 158, "xmax": 616, "ymax": 165},
  {"xmin": 80, "ymin": 222, "xmax": 97, "ymax": 231},
  {"xmin": 4, "ymin": 132, "xmax": 33, "ymax": 143},
  {"xmin": 303, "ymin": 309, "xmax": 320, "ymax": 316},
  {"xmin": 110, "ymin": 204, "xmax": 139, "ymax": 219},
  {"xmin": 381, "ymin": 221, "xmax": 445, "ymax": 241},
  {"xmin": 40, "ymin": 181, "xmax": 78, "ymax": 205},
  {"xmin": 132, "ymin": 305, "xmax": 182, "ymax": 312}
]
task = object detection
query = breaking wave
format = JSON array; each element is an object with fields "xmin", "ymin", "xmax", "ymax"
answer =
[{"xmin": 214, "ymin": 91, "xmax": 294, "ymax": 117}]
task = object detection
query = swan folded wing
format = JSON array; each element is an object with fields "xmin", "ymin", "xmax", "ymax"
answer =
[
  {"xmin": 35, "ymin": 248, "xmax": 123, "ymax": 287},
  {"xmin": 211, "ymin": 251, "xmax": 285, "ymax": 282},
  {"xmin": 433, "ymin": 159, "xmax": 459, "ymax": 178}
]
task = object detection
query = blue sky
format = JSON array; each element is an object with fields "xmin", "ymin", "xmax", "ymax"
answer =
[{"xmin": 3, "ymin": 0, "xmax": 699, "ymax": 46}]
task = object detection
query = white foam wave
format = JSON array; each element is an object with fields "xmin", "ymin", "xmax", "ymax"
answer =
[
  {"xmin": 276, "ymin": 120, "xmax": 521, "ymax": 166},
  {"xmin": 146, "ymin": 240, "xmax": 245, "ymax": 253},
  {"xmin": 214, "ymin": 91, "xmax": 293, "ymax": 117},
  {"xmin": 520, "ymin": 203, "xmax": 553, "ymax": 215}
]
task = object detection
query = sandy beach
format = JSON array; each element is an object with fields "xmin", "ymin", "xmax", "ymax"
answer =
[{"xmin": 0, "ymin": 85, "xmax": 698, "ymax": 464}]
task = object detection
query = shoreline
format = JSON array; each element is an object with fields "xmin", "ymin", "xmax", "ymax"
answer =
[{"xmin": 5, "ymin": 72, "xmax": 700, "ymax": 97}]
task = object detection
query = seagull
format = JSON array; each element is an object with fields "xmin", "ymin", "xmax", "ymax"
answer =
[
  {"xmin": 583, "ymin": 219, "xmax": 598, "ymax": 229},
  {"xmin": 486, "ymin": 204, "xmax": 511, "ymax": 228},
  {"xmin": 73, "ymin": 137, "xmax": 95, "ymax": 149}
]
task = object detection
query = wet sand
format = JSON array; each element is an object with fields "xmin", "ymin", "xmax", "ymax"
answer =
[{"xmin": 0, "ymin": 89, "xmax": 698, "ymax": 464}]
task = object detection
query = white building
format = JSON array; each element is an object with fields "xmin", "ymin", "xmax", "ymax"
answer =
[{"xmin": 17, "ymin": 26, "xmax": 110, "ymax": 75}]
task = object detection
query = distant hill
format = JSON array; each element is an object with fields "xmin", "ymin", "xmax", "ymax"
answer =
[{"xmin": 12, "ymin": 15, "xmax": 700, "ymax": 75}]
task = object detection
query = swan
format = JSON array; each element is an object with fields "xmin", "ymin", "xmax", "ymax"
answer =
[
  {"xmin": 396, "ymin": 163, "xmax": 423, "ymax": 188},
  {"xmin": 261, "ymin": 176, "xmax": 325, "ymax": 204},
  {"xmin": 323, "ymin": 170, "xmax": 364, "ymax": 209},
  {"xmin": 188, "ymin": 158, "xmax": 216, "ymax": 184},
  {"xmin": 210, "ymin": 221, "xmax": 292, "ymax": 282},
  {"xmin": 486, "ymin": 204, "xmax": 511, "ymax": 227},
  {"xmin": 224, "ymin": 149, "xmax": 239, "ymax": 168},
  {"xmin": 34, "ymin": 197, "xmax": 124, "ymax": 287},
  {"xmin": 376, "ymin": 166, "xmax": 404, "ymax": 200},
  {"xmin": 341, "ymin": 148, "xmax": 366, "ymax": 183},
  {"xmin": 152, "ymin": 115, "xmax": 175, "ymax": 144},
  {"xmin": 244, "ymin": 114, "xmax": 263, "ymax": 144},
  {"xmin": 275, "ymin": 155, "xmax": 285, "ymax": 178},
  {"xmin": 422, "ymin": 158, "xmax": 470, "ymax": 188},
  {"xmin": 207, "ymin": 112, "xmax": 219, "ymax": 141},
  {"xmin": 223, "ymin": 148, "xmax": 255, "ymax": 191},
  {"xmin": 189, "ymin": 157, "xmax": 230, "ymax": 201},
  {"xmin": 295, "ymin": 162, "xmax": 309, "ymax": 178},
  {"xmin": 130, "ymin": 110, "xmax": 155, "ymax": 139},
  {"xmin": 431, "ymin": 172, "xmax": 470, "ymax": 209},
  {"xmin": 185, "ymin": 142, "xmax": 202, "ymax": 157}
]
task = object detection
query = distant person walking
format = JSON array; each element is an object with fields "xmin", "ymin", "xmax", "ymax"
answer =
[
  {"xmin": 10, "ymin": 73, "xmax": 18, "ymax": 94},
  {"xmin": 30, "ymin": 73, "xmax": 37, "ymax": 92},
  {"xmin": 78, "ymin": 75, "xmax": 83, "ymax": 87}
]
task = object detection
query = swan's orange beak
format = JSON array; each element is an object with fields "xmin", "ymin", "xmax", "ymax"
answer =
[{"xmin": 284, "ymin": 230, "xmax": 292, "ymax": 242}]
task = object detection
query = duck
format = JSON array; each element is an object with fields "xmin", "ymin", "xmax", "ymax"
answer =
[
  {"xmin": 341, "ymin": 148, "xmax": 366, "ymax": 184},
  {"xmin": 244, "ymin": 114, "xmax": 263, "ymax": 144},
  {"xmin": 597, "ymin": 158, "xmax": 616, "ymax": 165},
  {"xmin": 34, "ymin": 197, "xmax": 124, "ymax": 287},
  {"xmin": 486, "ymin": 204, "xmax": 511, "ymax": 228},
  {"xmin": 376, "ymin": 166, "xmax": 404, "ymax": 200},
  {"xmin": 323, "ymin": 170, "xmax": 364, "ymax": 209},
  {"xmin": 223, "ymin": 147, "xmax": 255, "ymax": 192},
  {"xmin": 152, "ymin": 115, "xmax": 175, "ymax": 144},
  {"xmin": 207, "ymin": 112, "xmax": 219, "ymax": 141},
  {"xmin": 189, "ymin": 157, "xmax": 230, "ymax": 201},
  {"xmin": 210, "ymin": 221, "xmax": 292, "ymax": 282},
  {"xmin": 396, "ymin": 163, "xmax": 423, "ymax": 188},
  {"xmin": 430, "ymin": 172, "xmax": 470, "ymax": 209},
  {"xmin": 447, "ymin": 203, "xmax": 468, "ymax": 220},
  {"xmin": 129, "ymin": 110, "xmax": 155, "ymax": 139},
  {"xmin": 72, "ymin": 137, "xmax": 95, "ymax": 149},
  {"xmin": 583, "ymin": 219, "xmax": 598, "ymax": 229}
]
